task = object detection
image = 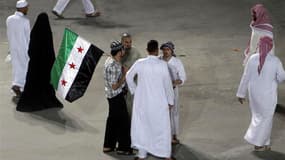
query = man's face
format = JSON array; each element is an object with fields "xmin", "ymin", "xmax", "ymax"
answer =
[
  {"xmin": 162, "ymin": 47, "xmax": 172, "ymax": 57},
  {"xmin": 122, "ymin": 37, "xmax": 132, "ymax": 50},
  {"xmin": 251, "ymin": 10, "xmax": 257, "ymax": 21},
  {"xmin": 19, "ymin": 6, "xmax": 29, "ymax": 15}
]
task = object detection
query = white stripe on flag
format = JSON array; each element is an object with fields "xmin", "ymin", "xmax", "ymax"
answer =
[{"xmin": 57, "ymin": 37, "xmax": 91, "ymax": 99}]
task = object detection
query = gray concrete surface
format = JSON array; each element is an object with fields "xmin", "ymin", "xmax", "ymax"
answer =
[{"xmin": 1, "ymin": 0, "xmax": 285, "ymax": 160}]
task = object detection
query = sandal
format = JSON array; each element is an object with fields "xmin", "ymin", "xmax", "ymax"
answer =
[
  {"xmin": 254, "ymin": 146, "xmax": 266, "ymax": 152},
  {"xmin": 172, "ymin": 139, "xmax": 180, "ymax": 145},
  {"xmin": 103, "ymin": 147, "xmax": 115, "ymax": 153},
  {"xmin": 52, "ymin": 10, "xmax": 64, "ymax": 19},
  {"xmin": 265, "ymin": 145, "xmax": 271, "ymax": 151},
  {"xmin": 86, "ymin": 11, "xmax": 101, "ymax": 18},
  {"xmin": 116, "ymin": 150, "xmax": 135, "ymax": 155}
]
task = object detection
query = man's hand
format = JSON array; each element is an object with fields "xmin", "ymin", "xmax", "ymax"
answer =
[
  {"xmin": 238, "ymin": 97, "xmax": 245, "ymax": 104},
  {"xmin": 173, "ymin": 79, "xmax": 182, "ymax": 86},
  {"xmin": 122, "ymin": 66, "xmax": 129, "ymax": 75}
]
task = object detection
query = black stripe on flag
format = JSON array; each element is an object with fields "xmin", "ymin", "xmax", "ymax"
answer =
[{"xmin": 65, "ymin": 44, "xmax": 104, "ymax": 102}]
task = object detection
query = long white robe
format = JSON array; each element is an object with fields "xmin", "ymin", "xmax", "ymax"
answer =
[
  {"xmin": 160, "ymin": 56, "xmax": 186, "ymax": 135},
  {"xmin": 6, "ymin": 11, "xmax": 30, "ymax": 91},
  {"xmin": 53, "ymin": 0, "xmax": 96, "ymax": 14},
  {"xmin": 237, "ymin": 52, "xmax": 285, "ymax": 146},
  {"xmin": 243, "ymin": 24, "xmax": 274, "ymax": 65},
  {"xmin": 126, "ymin": 55, "xmax": 174, "ymax": 158}
]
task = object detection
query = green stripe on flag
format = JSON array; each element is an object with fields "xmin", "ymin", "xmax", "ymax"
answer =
[{"xmin": 51, "ymin": 28, "xmax": 78, "ymax": 90}]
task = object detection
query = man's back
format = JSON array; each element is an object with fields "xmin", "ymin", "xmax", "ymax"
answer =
[
  {"xmin": 243, "ymin": 53, "xmax": 285, "ymax": 105},
  {"xmin": 135, "ymin": 56, "xmax": 171, "ymax": 104},
  {"xmin": 6, "ymin": 12, "xmax": 30, "ymax": 52},
  {"xmin": 247, "ymin": 53, "xmax": 285, "ymax": 84}
]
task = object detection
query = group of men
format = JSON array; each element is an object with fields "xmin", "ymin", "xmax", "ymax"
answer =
[
  {"xmin": 6, "ymin": 0, "xmax": 285, "ymax": 159},
  {"xmin": 6, "ymin": 1, "xmax": 187, "ymax": 158},
  {"xmin": 103, "ymin": 33, "xmax": 186, "ymax": 159}
]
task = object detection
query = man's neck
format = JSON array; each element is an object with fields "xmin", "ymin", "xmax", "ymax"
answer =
[
  {"xmin": 16, "ymin": 11, "xmax": 24, "ymax": 14},
  {"xmin": 162, "ymin": 55, "xmax": 172, "ymax": 61},
  {"xmin": 148, "ymin": 52, "xmax": 158, "ymax": 56},
  {"xmin": 113, "ymin": 56, "xmax": 121, "ymax": 63}
]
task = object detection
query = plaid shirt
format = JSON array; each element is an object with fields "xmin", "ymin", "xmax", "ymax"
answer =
[{"xmin": 104, "ymin": 57, "xmax": 125, "ymax": 98}]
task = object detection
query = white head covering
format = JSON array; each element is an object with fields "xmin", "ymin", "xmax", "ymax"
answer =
[{"xmin": 16, "ymin": 0, "xmax": 28, "ymax": 8}]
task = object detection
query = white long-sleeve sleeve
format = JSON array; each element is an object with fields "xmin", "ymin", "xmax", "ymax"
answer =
[
  {"xmin": 237, "ymin": 61, "xmax": 251, "ymax": 98},
  {"xmin": 176, "ymin": 59, "xmax": 186, "ymax": 85},
  {"xmin": 163, "ymin": 63, "xmax": 174, "ymax": 106},
  {"xmin": 276, "ymin": 58, "xmax": 285, "ymax": 83}
]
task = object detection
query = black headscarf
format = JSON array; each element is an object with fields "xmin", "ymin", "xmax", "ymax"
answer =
[{"xmin": 17, "ymin": 12, "xmax": 63, "ymax": 112}]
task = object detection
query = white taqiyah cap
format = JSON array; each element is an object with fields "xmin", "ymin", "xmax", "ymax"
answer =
[{"xmin": 16, "ymin": 0, "xmax": 28, "ymax": 8}]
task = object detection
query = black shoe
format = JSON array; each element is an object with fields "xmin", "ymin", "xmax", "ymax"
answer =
[
  {"xmin": 103, "ymin": 147, "xmax": 115, "ymax": 153},
  {"xmin": 116, "ymin": 149, "xmax": 135, "ymax": 155},
  {"xmin": 52, "ymin": 10, "xmax": 64, "ymax": 19},
  {"xmin": 12, "ymin": 95, "xmax": 20, "ymax": 104},
  {"xmin": 11, "ymin": 85, "xmax": 21, "ymax": 97},
  {"xmin": 85, "ymin": 11, "xmax": 101, "ymax": 18}
]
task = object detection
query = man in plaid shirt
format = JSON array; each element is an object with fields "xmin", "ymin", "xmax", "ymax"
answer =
[{"xmin": 103, "ymin": 41, "xmax": 133, "ymax": 155}]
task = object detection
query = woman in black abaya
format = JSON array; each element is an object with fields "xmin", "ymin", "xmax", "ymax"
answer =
[{"xmin": 17, "ymin": 12, "xmax": 63, "ymax": 112}]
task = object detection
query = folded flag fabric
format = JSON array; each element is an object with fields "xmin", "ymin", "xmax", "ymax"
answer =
[{"xmin": 51, "ymin": 28, "xmax": 104, "ymax": 102}]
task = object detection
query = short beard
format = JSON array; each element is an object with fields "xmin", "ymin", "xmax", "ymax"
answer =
[{"xmin": 124, "ymin": 47, "xmax": 131, "ymax": 53}]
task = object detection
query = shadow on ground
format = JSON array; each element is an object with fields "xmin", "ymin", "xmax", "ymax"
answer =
[
  {"xmin": 13, "ymin": 108, "xmax": 99, "ymax": 134},
  {"xmin": 276, "ymin": 104, "xmax": 285, "ymax": 115},
  {"xmin": 52, "ymin": 16, "xmax": 131, "ymax": 29},
  {"xmin": 53, "ymin": 17, "xmax": 85, "ymax": 21},
  {"xmin": 253, "ymin": 150, "xmax": 285, "ymax": 160},
  {"xmin": 105, "ymin": 144, "xmax": 216, "ymax": 160},
  {"xmin": 76, "ymin": 18, "xmax": 131, "ymax": 29}
]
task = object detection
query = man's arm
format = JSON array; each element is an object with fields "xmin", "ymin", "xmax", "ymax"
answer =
[
  {"xmin": 112, "ymin": 66, "xmax": 128, "ymax": 90},
  {"xmin": 126, "ymin": 61, "xmax": 138, "ymax": 94},
  {"xmin": 176, "ymin": 59, "xmax": 187, "ymax": 85},
  {"xmin": 276, "ymin": 58, "xmax": 285, "ymax": 83},
  {"xmin": 237, "ymin": 59, "xmax": 251, "ymax": 104},
  {"xmin": 163, "ymin": 63, "xmax": 174, "ymax": 107}
]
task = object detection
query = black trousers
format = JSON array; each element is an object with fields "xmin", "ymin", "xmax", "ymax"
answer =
[{"xmin": 104, "ymin": 92, "xmax": 131, "ymax": 151}]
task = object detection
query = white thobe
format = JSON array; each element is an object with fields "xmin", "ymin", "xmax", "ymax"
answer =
[
  {"xmin": 126, "ymin": 55, "xmax": 174, "ymax": 158},
  {"xmin": 53, "ymin": 0, "xmax": 96, "ymax": 14},
  {"xmin": 6, "ymin": 11, "xmax": 30, "ymax": 91},
  {"xmin": 243, "ymin": 24, "xmax": 274, "ymax": 65},
  {"xmin": 237, "ymin": 52, "xmax": 285, "ymax": 146},
  {"xmin": 160, "ymin": 56, "xmax": 186, "ymax": 135}
]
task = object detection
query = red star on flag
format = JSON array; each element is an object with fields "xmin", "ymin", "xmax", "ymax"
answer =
[
  {"xmin": 69, "ymin": 62, "xmax": 76, "ymax": 69},
  {"xmin": 77, "ymin": 46, "xmax": 84, "ymax": 53},
  {"xmin": 61, "ymin": 79, "xmax": 67, "ymax": 86}
]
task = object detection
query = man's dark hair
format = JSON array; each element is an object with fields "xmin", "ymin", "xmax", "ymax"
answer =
[{"xmin": 147, "ymin": 40, "xmax": 158, "ymax": 52}]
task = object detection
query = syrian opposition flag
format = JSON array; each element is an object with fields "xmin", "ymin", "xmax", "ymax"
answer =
[{"xmin": 51, "ymin": 28, "xmax": 104, "ymax": 102}]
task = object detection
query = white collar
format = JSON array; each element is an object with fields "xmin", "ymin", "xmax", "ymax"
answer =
[
  {"xmin": 147, "ymin": 55, "xmax": 158, "ymax": 59},
  {"xmin": 15, "ymin": 11, "xmax": 24, "ymax": 17}
]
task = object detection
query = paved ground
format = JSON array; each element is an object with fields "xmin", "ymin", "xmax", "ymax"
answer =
[{"xmin": 1, "ymin": 0, "xmax": 285, "ymax": 160}]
